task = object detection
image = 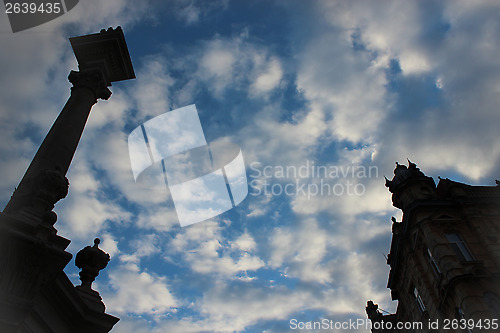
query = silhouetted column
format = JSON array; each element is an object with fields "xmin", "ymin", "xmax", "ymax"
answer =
[
  {"xmin": 3, "ymin": 26, "xmax": 135, "ymax": 225},
  {"xmin": 0, "ymin": 27, "xmax": 133, "ymax": 333},
  {"xmin": 3, "ymin": 69, "xmax": 111, "ymax": 220}
]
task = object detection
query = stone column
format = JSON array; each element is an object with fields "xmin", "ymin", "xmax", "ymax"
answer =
[
  {"xmin": 0, "ymin": 27, "xmax": 134, "ymax": 333},
  {"xmin": 3, "ymin": 69, "xmax": 111, "ymax": 223},
  {"xmin": 0, "ymin": 69, "xmax": 111, "ymax": 332}
]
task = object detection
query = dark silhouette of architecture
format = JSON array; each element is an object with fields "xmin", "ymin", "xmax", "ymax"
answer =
[
  {"xmin": 0, "ymin": 27, "xmax": 135, "ymax": 332},
  {"xmin": 367, "ymin": 161, "xmax": 500, "ymax": 332}
]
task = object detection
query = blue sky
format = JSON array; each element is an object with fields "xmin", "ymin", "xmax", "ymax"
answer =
[{"xmin": 1, "ymin": 1, "xmax": 500, "ymax": 332}]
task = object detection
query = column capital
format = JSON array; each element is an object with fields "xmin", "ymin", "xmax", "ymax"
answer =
[{"xmin": 68, "ymin": 69, "xmax": 112, "ymax": 102}]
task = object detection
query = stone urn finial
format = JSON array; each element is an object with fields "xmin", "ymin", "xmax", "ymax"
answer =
[{"xmin": 75, "ymin": 238, "xmax": 110, "ymax": 291}]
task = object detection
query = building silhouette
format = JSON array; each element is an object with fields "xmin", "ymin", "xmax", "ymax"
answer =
[
  {"xmin": 0, "ymin": 27, "xmax": 134, "ymax": 332},
  {"xmin": 367, "ymin": 161, "xmax": 500, "ymax": 332}
]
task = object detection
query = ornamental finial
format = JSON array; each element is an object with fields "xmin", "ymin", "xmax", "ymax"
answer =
[{"xmin": 75, "ymin": 238, "xmax": 110, "ymax": 291}]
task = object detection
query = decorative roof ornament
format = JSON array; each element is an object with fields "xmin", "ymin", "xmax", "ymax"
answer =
[
  {"xmin": 385, "ymin": 159, "xmax": 425, "ymax": 193},
  {"xmin": 75, "ymin": 238, "xmax": 110, "ymax": 291}
]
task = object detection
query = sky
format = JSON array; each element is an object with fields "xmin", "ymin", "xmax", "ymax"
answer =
[{"xmin": 1, "ymin": 0, "xmax": 500, "ymax": 332}]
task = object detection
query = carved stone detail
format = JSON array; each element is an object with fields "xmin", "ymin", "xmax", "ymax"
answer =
[
  {"xmin": 68, "ymin": 69, "xmax": 112, "ymax": 101},
  {"xmin": 75, "ymin": 238, "xmax": 110, "ymax": 291},
  {"xmin": 6, "ymin": 170, "xmax": 68, "ymax": 224},
  {"xmin": 385, "ymin": 159, "xmax": 425, "ymax": 193}
]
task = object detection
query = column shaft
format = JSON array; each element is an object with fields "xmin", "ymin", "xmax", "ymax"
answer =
[{"xmin": 3, "ymin": 69, "xmax": 111, "ymax": 218}]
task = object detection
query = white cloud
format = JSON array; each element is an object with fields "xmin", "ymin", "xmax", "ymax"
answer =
[
  {"xmin": 190, "ymin": 34, "xmax": 285, "ymax": 98},
  {"xmin": 110, "ymin": 243, "xmax": 392, "ymax": 332},
  {"xmin": 79, "ymin": 114, "xmax": 173, "ymax": 207},
  {"xmin": 321, "ymin": 0, "xmax": 430, "ymax": 74},
  {"xmin": 132, "ymin": 58, "xmax": 174, "ymax": 122},
  {"xmin": 86, "ymin": 90, "xmax": 131, "ymax": 130},
  {"xmin": 178, "ymin": 3, "xmax": 201, "ymax": 25},
  {"xmin": 187, "ymin": 246, "xmax": 264, "ymax": 276},
  {"xmin": 56, "ymin": 162, "xmax": 131, "ymax": 240},
  {"xmin": 56, "ymin": 0, "xmax": 154, "ymax": 33},
  {"xmin": 100, "ymin": 233, "xmax": 121, "ymax": 257},
  {"xmin": 295, "ymin": 30, "xmax": 388, "ymax": 143},
  {"xmin": 231, "ymin": 231, "xmax": 257, "ymax": 252},
  {"xmin": 201, "ymin": 43, "xmax": 236, "ymax": 77},
  {"xmin": 290, "ymin": 176, "xmax": 392, "ymax": 218},
  {"xmin": 238, "ymin": 103, "xmax": 328, "ymax": 172},
  {"xmin": 130, "ymin": 233, "xmax": 161, "ymax": 257},
  {"xmin": 136, "ymin": 205, "xmax": 179, "ymax": 232},
  {"xmin": 172, "ymin": 0, "xmax": 229, "ymax": 26},
  {"xmin": 196, "ymin": 283, "xmax": 314, "ymax": 332},
  {"xmin": 250, "ymin": 56, "xmax": 283, "ymax": 96},
  {"xmin": 104, "ymin": 263, "xmax": 178, "ymax": 317},
  {"xmin": 168, "ymin": 221, "xmax": 265, "ymax": 278},
  {"xmin": 269, "ymin": 217, "xmax": 331, "ymax": 283},
  {"xmin": 245, "ymin": 194, "xmax": 272, "ymax": 218}
]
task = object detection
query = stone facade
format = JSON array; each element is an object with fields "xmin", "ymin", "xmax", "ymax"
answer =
[{"xmin": 367, "ymin": 161, "xmax": 500, "ymax": 332}]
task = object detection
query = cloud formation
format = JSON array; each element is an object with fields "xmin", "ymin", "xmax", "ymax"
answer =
[{"xmin": 1, "ymin": 1, "xmax": 499, "ymax": 332}]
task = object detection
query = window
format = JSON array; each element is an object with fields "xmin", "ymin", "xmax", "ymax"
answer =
[
  {"xmin": 445, "ymin": 233, "xmax": 474, "ymax": 262},
  {"xmin": 414, "ymin": 287, "xmax": 426, "ymax": 312},
  {"xmin": 427, "ymin": 248, "xmax": 441, "ymax": 276}
]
